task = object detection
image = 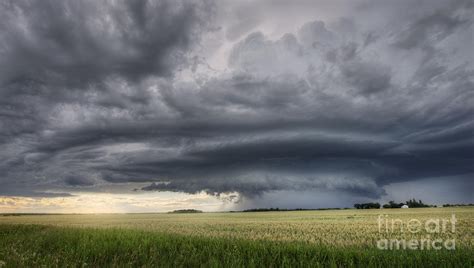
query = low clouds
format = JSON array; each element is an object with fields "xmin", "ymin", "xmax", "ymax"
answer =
[{"xmin": 0, "ymin": 0, "xmax": 473, "ymax": 206}]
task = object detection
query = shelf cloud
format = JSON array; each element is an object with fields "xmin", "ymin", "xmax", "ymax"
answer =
[{"xmin": 0, "ymin": 0, "xmax": 473, "ymax": 208}]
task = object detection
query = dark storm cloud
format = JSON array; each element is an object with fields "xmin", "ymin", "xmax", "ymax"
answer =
[
  {"xmin": 0, "ymin": 188, "xmax": 74, "ymax": 198},
  {"xmin": 340, "ymin": 60, "xmax": 392, "ymax": 95},
  {"xmin": 0, "ymin": 0, "xmax": 214, "ymax": 143},
  {"xmin": 393, "ymin": 0, "xmax": 472, "ymax": 50},
  {"xmin": 0, "ymin": 0, "xmax": 213, "ymax": 86},
  {"xmin": 0, "ymin": 0, "xmax": 473, "ymax": 202}
]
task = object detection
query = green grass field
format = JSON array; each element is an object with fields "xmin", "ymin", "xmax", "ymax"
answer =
[{"xmin": 0, "ymin": 207, "xmax": 473, "ymax": 267}]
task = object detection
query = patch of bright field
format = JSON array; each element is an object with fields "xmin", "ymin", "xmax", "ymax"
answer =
[{"xmin": 1, "ymin": 207, "xmax": 473, "ymax": 247}]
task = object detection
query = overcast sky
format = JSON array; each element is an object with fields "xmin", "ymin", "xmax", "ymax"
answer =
[{"xmin": 0, "ymin": 0, "xmax": 473, "ymax": 212}]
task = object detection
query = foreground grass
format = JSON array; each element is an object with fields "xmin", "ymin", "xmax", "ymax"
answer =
[{"xmin": 0, "ymin": 224, "xmax": 472, "ymax": 267}]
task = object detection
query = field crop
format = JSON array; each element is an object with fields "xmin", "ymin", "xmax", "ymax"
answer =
[{"xmin": 0, "ymin": 207, "xmax": 473, "ymax": 267}]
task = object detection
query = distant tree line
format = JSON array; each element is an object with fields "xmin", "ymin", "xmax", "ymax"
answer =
[
  {"xmin": 443, "ymin": 203, "xmax": 474, "ymax": 207},
  {"xmin": 243, "ymin": 208, "xmax": 293, "ymax": 212},
  {"xmin": 404, "ymin": 199, "xmax": 432, "ymax": 208},
  {"xmin": 168, "ymin": 209, "xmax": 203, "ymax": 213},
  {"xmin": 354, "ymin": 199, "xmax": 434, "ymax": 209},
  {"xmin": 240, "ymin": 207, "xmax": 351, "ymax": 212},
  {"xmin": 382, "ymin": 201, "xmax": 405, "ymax": 208},
  {"xmin": 354, "ymin": 203, "xmax": 381, "ymax": 209}
]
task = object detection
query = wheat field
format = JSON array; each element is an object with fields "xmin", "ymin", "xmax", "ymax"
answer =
[{"xmin": 0, "ymin": 207, "xmax": 473, "ymax": 267}]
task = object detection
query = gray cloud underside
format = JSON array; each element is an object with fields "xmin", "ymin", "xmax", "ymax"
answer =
[{"xmin": 0, "ymin": 0, "xmax": 473, "ymax": 200}]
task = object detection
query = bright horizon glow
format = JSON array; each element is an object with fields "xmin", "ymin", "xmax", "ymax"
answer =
[{"xmin": 0, "ymin": 191, "xmax": 237, "ymax": 214}]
